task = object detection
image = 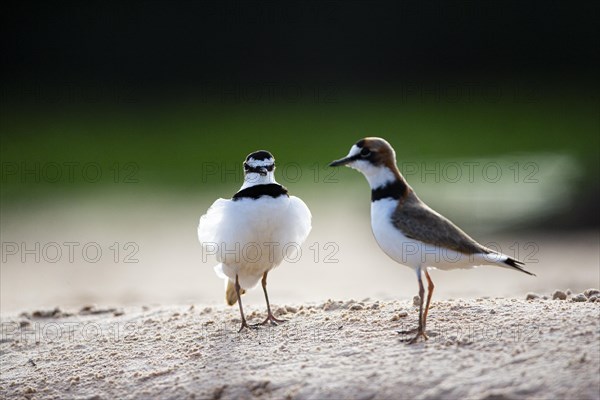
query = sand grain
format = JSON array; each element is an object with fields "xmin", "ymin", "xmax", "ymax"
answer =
[{"xmin": 1, "ymin": 298, "xmax": 599, "ymax": 399}]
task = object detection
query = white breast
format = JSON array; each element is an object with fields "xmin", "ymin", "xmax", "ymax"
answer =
[{"xmin": 370, "ymin": 199, "xmax": 484, "ymax": 271}]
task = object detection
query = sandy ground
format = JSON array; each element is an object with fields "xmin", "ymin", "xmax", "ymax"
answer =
[
  {"xmin": 2, "ymin": 194, "xmax": 599, "ymax": 399},
  {"xmin": 1, "ymin": 294, "xmax": 599, "ymax": 400}
]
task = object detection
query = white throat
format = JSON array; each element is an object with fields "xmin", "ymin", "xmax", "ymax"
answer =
[
  {"xmin": 352, "ymin": 163, "xmax": 396, "ymax": 189},
  {"xmin": 241, "ymin": 171, "xmax": 277, "ymax": 189}
]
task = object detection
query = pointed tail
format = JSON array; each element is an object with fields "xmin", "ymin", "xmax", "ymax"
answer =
[{"xmin": 503, "ymin": 256, "xmax": 536, "ymax": 276}]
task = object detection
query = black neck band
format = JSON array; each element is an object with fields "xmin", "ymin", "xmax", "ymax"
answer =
[
  {"xmin": 233, "ymin": 183, "xmax": 289, "ymax": 201},
  {"xmin": 371, "ymin": 180, "xmax": 407, "ymax": 202}
]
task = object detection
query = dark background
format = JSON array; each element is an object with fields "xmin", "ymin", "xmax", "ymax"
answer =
[{"xmin": 2, "ymin": 1, "xmax": 599, "ymax": 97}]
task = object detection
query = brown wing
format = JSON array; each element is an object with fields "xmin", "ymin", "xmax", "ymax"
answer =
[{"xmin": 391, "ymin": 193, "xmax": 488, "ymax": 255}]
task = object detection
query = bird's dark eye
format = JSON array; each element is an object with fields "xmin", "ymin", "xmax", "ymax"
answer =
[{"xmin": 360, "ymin": 148, "xmax": 371, "ymax": 157}]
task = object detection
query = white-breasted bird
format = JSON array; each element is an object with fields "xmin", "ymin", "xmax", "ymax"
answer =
[
  {"xmin": 198, "ymin": 150, "xmax": 312, "ymax": 331},
  {"xmin": 329, "ymin": 137, "xmax": 535, "ymax": 344}
]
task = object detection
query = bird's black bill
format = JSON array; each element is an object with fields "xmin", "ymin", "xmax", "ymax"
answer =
[{"xmin": 329, "ymin": 155, "xmax": 358, "ymax": 167}]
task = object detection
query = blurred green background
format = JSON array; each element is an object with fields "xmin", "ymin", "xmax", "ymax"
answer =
[{"xmin": 2, "ymin": 90, "xmax": 598, "ymax": 230}]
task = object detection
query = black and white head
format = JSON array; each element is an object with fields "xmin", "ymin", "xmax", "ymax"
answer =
[
  {"xmin": 329, "ymin": 137, "xmax": 400, "ymax": 189},
  {"xmin": 242, "ymin": 150, "xmax": 276, "ymax": 186}
]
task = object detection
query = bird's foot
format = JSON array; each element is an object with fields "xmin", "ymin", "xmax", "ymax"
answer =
[
  {"xmin": 250, "ymin": 313, "xmax": 287, "ymax": 327},
  {"xmin": 238, "ymin": 320, "xmax": 259, "ymax": 333},
  {"xmin": 397, "ymin": 326, "xmax": 429, "ymax": 343}
]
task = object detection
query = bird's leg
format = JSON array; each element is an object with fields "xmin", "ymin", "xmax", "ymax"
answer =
[
  {"xmin": 396, "ymin": 268, "xmax": 422, "ymax": 335},
  {"xmin": 252, "ymin": 271, "xmax": 286, "ymax": 326},
  {"xmin": 235, "ymin": 274, "xmax": 255, "ymax": 332},
  {"xmin": 422, "ymin": 270, "xmax": 435, "ymax": 332},
  {"xmin": 399, "ymin": 268, "xmax": 429, "ymax": 343}
]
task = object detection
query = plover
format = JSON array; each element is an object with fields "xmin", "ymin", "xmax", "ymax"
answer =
[
  {"xmin": 329, "ymin": 137, "xmax": 535, "ymax": 343},
  {"xmin": 198, "ymin": 150, "xmax": 312, "ymax": 332}
]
